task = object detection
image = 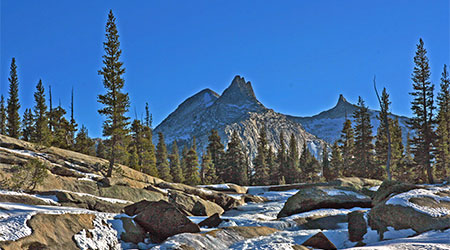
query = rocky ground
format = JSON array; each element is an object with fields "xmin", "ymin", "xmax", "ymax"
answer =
[{"xmin": 0, "ymin": 134, "xmax": 449, "ymax": 250}]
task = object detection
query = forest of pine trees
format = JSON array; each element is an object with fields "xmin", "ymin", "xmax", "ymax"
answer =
[{"xmin": 1, "ymin": 9, "xmax": 448, "ymax": 187}]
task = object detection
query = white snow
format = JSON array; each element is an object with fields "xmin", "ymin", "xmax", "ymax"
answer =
[
  {"xmin": 0, "ymin": 147, "xmax": 47, "ymax": 160},
  {"xmin": 0, "ymin": 189, "xmax": 59, "ymax": 205},
  {"xmin": 73, "ymin": 213, "xmax": 121, "ymax": 250},
  {"xmin": 386, "ymin": 186, "xmax": 450, "ymax": 217},
  {"xmin": 321, "ymin": 188, "xmax": 369, "ymax": 199},
  {"xmin": 51, "ymin": 189, "xmax": 131, "ymax": 204},
  {"xmin": 369, "ymin": 186, "xmax": 380, "ymax": 191}
]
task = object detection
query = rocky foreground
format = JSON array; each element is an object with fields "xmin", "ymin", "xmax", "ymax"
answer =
[{"xmin": 0, "ymin": 134, "xmax": 449, "ymax": 250}]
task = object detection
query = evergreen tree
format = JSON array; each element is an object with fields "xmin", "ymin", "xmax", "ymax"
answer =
[
  {"xmin": 169, "ymin": 141, "xmax": 183, "ymax": 183},
  {"xmin": 200, "ymin": 151, "xmax": 216, "ymax": 184},
  {"xmin": 0, "ymin": 95, "xmax": 6, "ymax": 135},
  {"xmin": 352, "ymin": 97, "xmax": 378, "ymax": 179},
  {"xmin": 339, "ymin": 118, "xmax": 355, "ymax": 177},
  {"xmin": 184, "ymin": 138, "xmax": 201, "ymax": 185},
  {"xmin": 51, "ymin": 105, "xmax": 71, "ymax": 149},
  {"xmin": 98, "ymin": 10, "xmax": 130, "ymax": 177},
  {"xmin": 96, "ymin": 139, "xmax": 107, "ymax": 159},
  {"xmin": 224, "ymin": 130, "xmax": 248, "ymax": 185},
  {"xmin": 6, "ymin": 57, "xmax": 21, "ymax": 138},
  {"xmin": 374, "ymin": 89, "xmax": 405, "ymax": 181},
  {"xmin": 299, "ymin": 142, "xmax": 321, "ymax": 183},
  {"xmin": 145, "ymin": 102, "xmax": 152, "ymax": 128},
  {"xmin": 329, "ymin": 142, "xmax": 343, "ymax": 179},
  {"xmin": 435, "ymin": 64, "xmax": 450, "ymax": 180},
  {"xmin": 48, "ymin": 85, "xmax": 54, "ymax": 132},
  {"xmin": 276, "ymin": 131, "xmax": 287, "ymax": 184},
  {"xmin": 156, "ymin": 132, "xmax": 172, "ymax": 182},
  {"xmin": 322, "ymin": 146, "xmax": 333, "ymax": 181},
  {"xmin": 400, "ymin": 132, "xmax": 416, "ymax": 182},
  {"xmin": 253, "ymin": 127, "xmax": 270, "ymax": 185},
  {"xmin": 128, "ymin": 119, "xmax": 143, "ymax": 170},
  {"xmin": 286, "ymin": 133, "xmax": 299, "ymax": 184},
  {"xmin": 31, "ymin": 80, "xmax": 51, "ymax": 145},
  {"xmin": 21, "ymin": 108, "xmax": 33, "ymax": 141},
  {"xmin": 141, "ymin": 123, "xmax": 158, "ymax": 177},
  {"xmin": 207, "ymin": 129, "xmax": 225, "ymax": 182},
  {"xmin": 267, "ymin": 145, "xmax": 278, "ymax": 185},
  {"xmin": 181, "ymin": 144, "xmax": 189, "ymax": 177},
  {"xmin": 74, "ymin": 125, "xmax": 96, "ymax": 156},
  {"xmin": 408, "ymin": 38, "xmax": 436, "ymax": 184}
]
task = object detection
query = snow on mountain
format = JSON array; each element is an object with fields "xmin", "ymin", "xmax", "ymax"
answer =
[
  {"xmin": 153, "ymin": 75, "xmax": 326, "ymax": 160},
  {"xmin": 287, "ymin": 94, "xmax": 411, "ymax": 144}
]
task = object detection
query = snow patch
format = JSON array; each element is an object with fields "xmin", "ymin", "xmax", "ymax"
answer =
[
  {"xmin": 73, "ymin": 214, "xmax": 120, "ymax": 250},
  {"xmin": 321, "ymin": 188, "xmax": 369, "ymax": 199},
  {"xmin": 0, "ymin": 189, "xmax": 59, "ymax": 205},
  {"xmin": 386, "ymin": 186, "xmax": 450, "ymax": 217}
]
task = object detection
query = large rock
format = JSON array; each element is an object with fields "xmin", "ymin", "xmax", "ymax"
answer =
[
  {"xmin": 118, "ymin": 217, "xmax": 146, "ymax": 244},
  {"xmin": 0, "ymin": 214, "xmax": 96, "ymax": 250},
  {"xmin": 201, "ymin": 183, "xmax": 248, "ymax": 194},
  {"xmin": 369, "ymin": 186, "xmax": 450, "ymax": 238},
  {"xmin": 156, "ymin": 226, "xmax": 278, "ymax": 250},
  {"xmin": 348, "ymin": 210, "xmax": 367, "ymax": 242},
  {"xmin": 294, "ymin": 214, "xmax": 348, "ymax": 230},
  {"xmin": 371, "ymin": 180, "xmax": 420, "ymax": 206},
  {"xmin": 50, "ymin": 165, "xmax": 84, "ymax": 178},
  {"xmin": 156, "ymin": 182, "xmax": 244, "ymax": 210},
  {"xmin": 98, "ymin": 185, "xmax": 166, "ymax": 203},
  {"xmin": 38, "ymin": 190, "xmax": 129, "ymax": 213},
  {"xmin": 268, "ymin": 177, "xmax": 381, "ymax": 193},
  {"xmin": 133, "ymin": 200, "xmax": 200, "ymax": 242},
  {"xmin": 302, "ymin": 232, "xmax": 337, "ymax": 250},
  {"xmin": 198, "ymin": 213, "xmax": 223, "ymax": 228},
  {"xmin": 277, "ymin": 186, "xmax": 372, "ymax": 218},
  {"xmin": 124, "ymin": 200, "xmax": 153, "ymax": 216},
  {"xmin": 169, "ymin": 190, "xmax": 224, "ymax": 216}
]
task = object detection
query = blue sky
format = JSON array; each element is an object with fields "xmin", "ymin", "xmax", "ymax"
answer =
[{"xmin": 1, "ymin": 0, "xmax": 449, "ymax": 138}]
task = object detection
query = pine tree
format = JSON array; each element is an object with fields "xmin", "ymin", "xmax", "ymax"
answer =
[
  {"xmin": 200, "ymin": 151, "xmax": 216, "ymax": 184},
  {"xmin": 353, "ymin": 97, "xmax": 378, "ymax": 179},
  {"xmin": 21, "ymin": 108, "xmax": 33, "ymax": 141},
  {"xmin": 276, "ymin": 131, "xmax": 287, "ymax": 184},
  {"xmin": 169, "ymin": 141, "xmax": 183, "ymax": 183},
  {"xmin": 322, "ymin": 146, "xmax": 333, "ymax": 181},
  {"xmin": 48, "ymin": 85, "xmax": 54, "ymax": 132},
  {"xmin": 329, "ymin": 141, "xmax": 343, "ymax": 179},
  {"xmin": 51, "ymin": 105, "xmax": 71, "ymax": 149},
  {"xmin": 6, "ymin": 58, "xmax": 21, "ymax": 138},
  {"xmin": 375, "ymin": 90, "xmax": 405, "ymax": 180},
  {"xmin": 156, "ymin": 132, "xmax": 172, "ymax": 182},
  {"xmin": 207, "ymin": 129, "xmax": 225, "ymax": 182},
  {"xmin": 96, "ymin": 139, "xmax": 107, "ymax": 159},
  {"xmin": 145, "ymin": 102, "xmax": 152, "ymax": 128},
  {"xmin": 267, "ymin": 146, "xmax": 278, "ymax": 185},
  {"xmin": 339, "ymin": 118, "xmax": 355, "ymax": 177},
  {"xmin": 184, "ymin": 138, "xmax": 201, "ymax": 185},
  {"xmin": 299, "ymin": 142, "xmax": 320, "ymax": 183},
  {"xmin": 400, "ymin": 132, "xmax": 416, "ymax": 182},
  {"xmin": 389, "ymin": 118, "xmax": 405, "ymax": 180},
  {"xmin": 141, "ymin": 123, "xmax": 158, "ymax": 177},
  {"xmin": 31, "ymin": 80, "xmax": 51, "ymax": 145},
  {"xmin": 224, "ymin": 130, "xmax": 248, "ymax": 185},
  {"xmin": 435, "ymin": 64, "xmax": 450, "ymax": 180},
  {"xmin": 98, "ymin": 10, "xmax": 131, "ymax": 177},
  {"xmin": 128, "ymin": 119, "xmax": 143, "ymax": 170},
  {"xmin": 286, "ymin": 133, "xmax": 299, "ymax": 184},
  {"xmin": 408, "ymin": 38, "xmax": 436, "ymax": 184},
  {"xmin": 0, "ymin": 95, "xmax": 6, "ymax": 135},
  {"xmin": 253, "ymin": 127, "xmax": 270, "ymax": 185},
  {"xmin": 74, "ymin": 125, "xmax": 96, "ymax": 156}
]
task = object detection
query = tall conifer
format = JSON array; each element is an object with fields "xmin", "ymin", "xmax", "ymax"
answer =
[
  {"xmin": 6, "ymin": 58, "xmax": 21, "ymax": 138},
  {"xmin": 169, "ymin": 141, "xmax": 183, "ymax": 183},
  {"xmin": 32, "ymin": 80, "xmax": 50, "ymax": 145},
  {"xmin": 408, "ymin": 38, "xmax": 436, "ymax": 183},
  {"xmin": 339, "ymin": 118, "xmax": 355, "ymax": 177},
  {"xmin": 98, "ymin": 10, "xmax": 130, "ymax": 177},
  {"xmin": 156, "ymin": 132, "xmax": 171, "ymax": 182},
  {"xmin": 435, "ymin": 64, "xmax": 450, "ymax": 179},
  {"xmin": 207, "ymin": 129, "xmax": 225, "ymax": 182}
]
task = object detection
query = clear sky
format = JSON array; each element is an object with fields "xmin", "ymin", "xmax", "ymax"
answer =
[{"xmin": 1, "ymin": 0, "xmax": 449, "ymax": 138}]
